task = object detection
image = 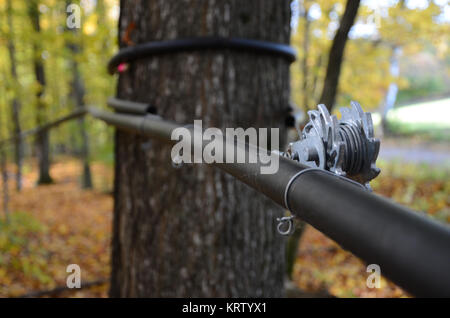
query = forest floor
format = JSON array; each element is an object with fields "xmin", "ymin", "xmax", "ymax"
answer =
[
  {"xmin": 0, "ymin": 159, "xmax": 112, "ymax": 297},
  {"xmin": 0, "ymin": 156, "xmax": 448, "ymax": 298}
]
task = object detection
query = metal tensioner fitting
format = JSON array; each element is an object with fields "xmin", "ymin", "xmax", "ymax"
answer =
[
  {"xmin": 277, "ymin": 101, "xmax": 381, "ymax": 236},
  {"xmin": 284, "ymin": 101, "xmax": 380, "ymax": 190}
]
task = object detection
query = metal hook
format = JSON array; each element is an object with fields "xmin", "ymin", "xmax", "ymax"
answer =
[{"xmin": 276, "ymin": 215, "xmax": 295, "ymax": 236}]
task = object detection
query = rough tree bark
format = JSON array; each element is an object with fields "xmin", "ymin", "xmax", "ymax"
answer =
[
  {"xmin": 28, "ymin": 0, "xmax": 53, "ymax": 184},
  {"xmin": 319, "ymin": 0, "xmax": 360, "ymax": 111},
  {"xmin": 111, "ymin": 0, "xmax": 292, "ymax": 297},
  {"xmin": 6, "ymin": 0, "xmax": 24, "ymax": 191}
]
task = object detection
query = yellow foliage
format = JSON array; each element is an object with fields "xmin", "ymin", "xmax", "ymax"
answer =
[{"xmin": 291, "ymin": 0, "xmax": 448, "ymax": 112}]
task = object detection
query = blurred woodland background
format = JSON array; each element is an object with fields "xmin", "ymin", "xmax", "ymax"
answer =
[{"xmin": 0, "ymin": 0, "xmax": 448, "ymax": 297}]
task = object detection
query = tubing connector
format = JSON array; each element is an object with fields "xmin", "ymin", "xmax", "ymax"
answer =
[{"xmin": 285, "ymin": 101, "xmax": 380, "ymax": 189}]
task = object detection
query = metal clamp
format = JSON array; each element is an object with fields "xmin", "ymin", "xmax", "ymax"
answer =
[
  {"xmin": 286, "ymin": 102, "xmax": 380, "ymax": 189},
  {"xmin": 283, "ymin": 168, "xmax": 367, "ymax": 212}
]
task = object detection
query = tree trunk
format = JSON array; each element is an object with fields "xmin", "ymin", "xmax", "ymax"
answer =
[
  {"xmin": 96, "ymin": 0, "xmax": 109, "ymax": 50},
  {"xmin": 0, "ymin": 147, "xmax": 9, "ymax": 223},
  {"xmin": 301, "ymin": 2, "xmax": 311, "ymax": 109},
  {"xmin": 285, "ymin": 223, "xmax": 306, "ymax": 280},
  {"xmin": 0, "ymin": 84, "xmax": 9, "ymax": 223},
  {"xmin": 311, "ymin": 54, "xmax": 323, "ymax": 105},
  {"xmin": 28, "ymin": 0, "xmax": 53, "ymax": 185},
  {"xmin": 381, "ymin": 46, "xmax": 402, "ymax": 135},
  {"xmin": 111, "ymin": 0, "xmax": 292, "ymax": 297},
  {"xmin": 318, "ymin": 0, "xmax": 360, "ymax": 111},
  {"xmin": 6, "ymin": 0, "xmax": 24, "ymax": 191},
  {"xmin": 66, "ymin": 1, "xmax": 93, "ymax": 189},
  {"xmin": 70, "ymin": 63, "xmax": 93, "ymax": 189}
]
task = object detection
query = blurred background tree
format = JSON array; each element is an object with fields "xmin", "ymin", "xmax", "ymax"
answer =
[
  {"xmin": 0, "ymin": 0, "xmax": 118, "ymax": 186},
  {"xmin": 291, "ymin": 0, "xmax": 449, "ymax": 115}
]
